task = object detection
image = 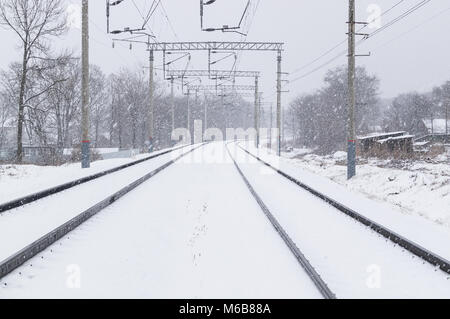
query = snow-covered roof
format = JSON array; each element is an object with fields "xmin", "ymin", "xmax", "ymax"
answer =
[
  {"xmin": 423, "ymin": 119, "xmax": 449, "ymax": 134},
  {"xmin": 414, "ymin": 141, "xmax": 431, "ymax": 147},
  {"xmin": 358, "ymin": 132, "xmax": 406, "ymax": 141},
  {"xmin": 378, "ymin": 135, "xmax": 415, "ymax": 144}
]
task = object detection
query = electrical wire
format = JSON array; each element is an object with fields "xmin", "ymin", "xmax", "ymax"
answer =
[
  {"xmin": 290, "ymin": 0, "xmax": 406, "ymax": 76},
  {"xmin": 289, "ymin": 0, "xmax": 433, "ymax": 84}
]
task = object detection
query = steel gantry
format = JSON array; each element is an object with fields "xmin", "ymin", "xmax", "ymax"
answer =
[
  {"xmin": 188, "ymin": 85, "xmax": 256, "ymax": 92},
  {"xmin": 131, "ymin": 40, "xmax": 285, "ymax": 153},
  {"xmin": 168, "ymin": 69, "xmax": 261, "ymax": 138},
  {"xmin": 188, "ymin": 84, "xmax": 258, "ymax": 136},
  {"xmin": 166, "ymin": 69, "xmax": 260, "ymax": 79},
  {"xmin": 146, "ymin": 41, "xmax": 283, "ymax": 51}
]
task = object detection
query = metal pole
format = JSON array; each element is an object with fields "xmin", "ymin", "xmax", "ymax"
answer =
[
  {"xmin": 81, "ymin": 0, "xmax": 90, "ymax": 168},
  {"xmin": 282, "ymin": 105, "xmax": 286, "ymax": 145},
  {"xmin": 292, "ymin": 108, "xmax": 296, "ymax": 146},
  {"xmin": 269, "ymin": 102, "xmax": 273, "ymax": 149},
  {"xmin": 258, "ymin": 94, "xmax": 262, "ymax": 146},
  {"xmin": 221, "ymin": 91, "xmax": 225, "ymax": 137},
  {"xmin": 255, "ymin": 75, "xmax": 259, "ymax": 147},
  {"xmin": 148, "ymin": 50, "xmax": 154, "ymax": 152},
  {"xmin": 277, "ymin": 51, "xmax": 282, "ymax": 156},
  {"xmin": 446, "ymin": 101, "xmax": 448, "ymax": 134},
  {"xmin": 187, "ymin": 89, "xmax": 191, "ymax": 133},
  {"xmin": 347, "ymin": 0, "xmax": 356, "ymax": 180},
  {"xmin": 171, "ymin": 77, "xmax": 175, "ymax": 133},
  {"xmin": 204, "ymin": 94, "xmax": 208, "ymax": 132}
]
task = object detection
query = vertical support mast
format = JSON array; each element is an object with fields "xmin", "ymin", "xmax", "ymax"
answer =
[
  {"xmin": 171, "ymin": 77, "xmax": 175, "ymax": 133},
  {"xmin": 221, "ymin": 90, "xmax": 225, "ymax": 136},
  {"xmin": 269, "ymin": 103, "xmax": 273, "ymax": 150},
  {"xmin": 204, "ymin": 93, "xmax": 208, "ymax": 133},
  {"xmin": 81, "ymin": 0, "xmax": 90, "ymax": 169},
  {"xmin": 187, "ymin": 88, "xmax": 191, "ymax": 133},
  {"xmin": 148, "ymin": 50, "xmax": 155, "ymax": 152},
  {"xmin": 276, "ymin": 50, "xmax": 282, "ymax": 156},
  {"xmin": 347, "ymin": 0, "xmax": 356, "ymax": 180},
  {"xmin": 254, "ymin": 75, "xmax": 259, "ymax": 147},
  {"xmin": 446, "ymin": 101, "xmax": 448, "ymax": 134},
  {"xmin": 258, "ymin": 94, "xmax": 262, "ymax": 145}
]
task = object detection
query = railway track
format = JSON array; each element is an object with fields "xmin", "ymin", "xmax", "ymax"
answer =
[
  {"xmin": 0, "ymin": 144, "xmax": 190, "ymax": 214},
  {"xmin": 0, "ymin": 143, "xmax": 204, "ymax": 280},
  {"xmin": 237, "ymin": 144, "xmax": 450, "ymax": 277},
  {"xmin": 226, "ymin": 144, "xmax": 336, "ymax": 299}
]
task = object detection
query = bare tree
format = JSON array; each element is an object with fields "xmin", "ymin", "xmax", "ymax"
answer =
[
  {"xmin": 46, "ymin": 57, "xmax": 81, "ymax": 153},
  {"xmin": 0, "ymin": 0, "xmax": 67, "ymax": 162},
  {"xmin": 89, "ymin": 65, "xmax": 108, "ymax": 148}
]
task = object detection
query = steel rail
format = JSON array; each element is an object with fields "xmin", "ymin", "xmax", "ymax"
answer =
[
  {"xmin": 0, "ymin": 144, "xmax": 205, "ymax": 280},
  {"xmin": 238, "ymin": 144, "xmax": 450, "ymax": 275},
  {"xmin": 0, "ymin": 144, "xmax": 191, "ymax": 214},
  {"xmin": 226, "ymin": 144, "xmax": 336, "ymax": 299}
]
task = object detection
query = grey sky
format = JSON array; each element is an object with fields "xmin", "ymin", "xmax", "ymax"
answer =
[{"xmin": 0, "ymin": 0, "xmax": 449, "ymax": 104}]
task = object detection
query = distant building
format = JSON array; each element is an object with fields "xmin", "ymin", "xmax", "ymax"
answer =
[
  {"xmin": 422, "ymin": 119, "xmax": 449, "ymax": 135},
  {"xmin": 0, "ymin": 126, "xmax": 16, "ymax": 147},
  {"xmin": 0, "ymin": 126, "xmax": 55, "ymax": 164}
]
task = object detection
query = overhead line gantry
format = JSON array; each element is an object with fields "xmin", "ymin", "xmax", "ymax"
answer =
[{"xmin": 145, "ymin": 41, "xmax": 284, "ymax": 152}]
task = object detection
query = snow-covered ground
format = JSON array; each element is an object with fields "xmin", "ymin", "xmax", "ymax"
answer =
[
  {"xmin": 1, "ymin": 142, "xmax": 450, "ymax": 298},
  {"xmin": 0, "ymin": 143, "xmax": 321, "ymax": 299},
  {"xmin": 0, "ymin": 145, "xmax": 197, "ymax": 263},
  {"xmin": 280, "ymin": 147, "xmax": 450, "ymax": 228},
  {"xmin": 245, "ymin": 144, "xmax": 450, "ymax": 262},
  {"xmin": 232, "ymin": 144, "xmax": 450, "ymax": 298},
  {"xmin": 0, "ymin": 147, "xmax": 178, "ymax": 205}
]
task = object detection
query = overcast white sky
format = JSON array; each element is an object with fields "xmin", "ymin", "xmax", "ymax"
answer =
[{"xmin": 1, "ymin": 0, "xmax": 449, "ymax": 104}]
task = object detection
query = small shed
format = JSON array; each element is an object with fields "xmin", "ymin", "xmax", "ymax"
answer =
[
  {"xmin": 358, "ymin": 132, "xmax": 414, "ymax": 156},
  {"xmin": 358, "ymin": 132, "xmax": 406, "ymax": 153},
  {"xmin": 378, "ymin": 135, "xmax": 414, "ymax": 154}
]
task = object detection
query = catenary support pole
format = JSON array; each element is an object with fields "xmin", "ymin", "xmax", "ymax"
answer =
[
  {"xmin": 171, "ymin": 77, "xmax": 175, "ymax": 133},
  {"xmin": 81, "ymin": 0, "xmax": 90, "ymax": 168},
  {"xmin": 347, "ymin": 0, "xmax": 356, "ymax": 180},
  {"xmin": 446, "ymin": 102, "xmax": 448, "ymax": 134},
  {"xmin": 221, "ymin": 91, "xmax": 225, "ymax": 137},
  {"xmin": 148, "ymin": 50, "xmax": 155, "ymax": 152},
  {"xmin": 187, "ymin": 88, "xmax": 191, "ymax": 134},
  {"xmin": 255, "ymin": 75, "xmax": 259, "ymax": 147},
  {"xmin": 276, "ymin": 50, "xmax": 282, "ymax": 156},
  {"xmin": 269, "ymin": 102, "xmax": 273, "ymax": 150},
  {"xmin": 204, "ymin": 94, "xmax": 208, "ymax": 133}
]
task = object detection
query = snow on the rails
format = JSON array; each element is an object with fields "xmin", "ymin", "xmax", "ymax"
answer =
[
  {"xmin": 245, "ymin": 144, "xmax": 450, "ymax": 263},
  {"xmin": 280, "ymin": 148, "xmax": 449, "ymax": 226},
  {"xmin": 0, "ymin": 145, "xmax": 197, "ymax": 263},
  {"xmin": 0, "ymin": 143, "xmax": 321, "ymax": 299},
  {"xmin": 0, "ymin": 147, "xmax": 178, "ymax": 205},
  {"xmin": 231, "ymin": 144, "xmax": 450, "ymax": 298}
]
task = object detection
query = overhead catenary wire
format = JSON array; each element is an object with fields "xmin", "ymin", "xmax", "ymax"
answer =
[
  {"xmin": 290, "ymin": 0, "xmax": 407, "ymax": 76},
  {"xmin": 289, "ymin": 0, "xmax": 433, "ymax": 84},
  {"xmin": 159, "ymin": 0, "xmax": 179, "ymax": 40},
  {"xmin": 373, "ymin": 5, "xmax": 450, "ymax": 51}
]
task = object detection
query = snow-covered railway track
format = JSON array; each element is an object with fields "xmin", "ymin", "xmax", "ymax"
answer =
[
  {"xmin": 0, "ymin": 144, "xmax": 190, "ymax": 214},
  {"xmin": 238, "ymin": 144, "xmax": 450, "ymax": 276},
  {"xmin": 230, "ymin": 143, "xmax": 450, "ymax": 298},
  {"xmin": 226, "ymin": 144, "xmax": 336, "ymax": 299},
  {"xmin": 0, "ymin": 144, "xmax": 204, "ymax": 281}
]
